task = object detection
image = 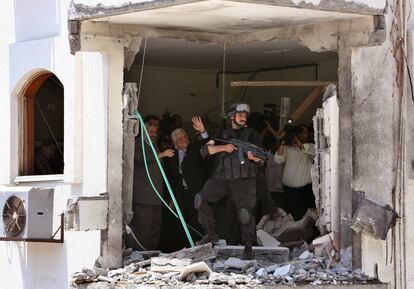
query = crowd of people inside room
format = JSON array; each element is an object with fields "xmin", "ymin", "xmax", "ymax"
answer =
[{"xmin": 129, "ymin": 103, "xmax": 317, "ymax": 260}]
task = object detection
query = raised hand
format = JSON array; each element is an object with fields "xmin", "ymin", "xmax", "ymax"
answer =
[{"xmin": 192, "ymin": 116, "xmax": 206, "ymax": 133}]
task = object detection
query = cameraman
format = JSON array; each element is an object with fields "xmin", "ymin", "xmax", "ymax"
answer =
[{"xmin": 274, "ymin": 124, "xmax": 315, "ymax": 221}]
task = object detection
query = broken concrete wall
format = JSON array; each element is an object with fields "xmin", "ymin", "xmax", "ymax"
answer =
[
  {"xmin": 121, "ymin": 83, "xmax": 139, "ymax": 224},
  {"xmin": 350, "ymin": 1, "xmax": 401, "ymax": 285},
  {"xmin": 404, "ymin": 31, "xmax": 414, "ymax": 289}
]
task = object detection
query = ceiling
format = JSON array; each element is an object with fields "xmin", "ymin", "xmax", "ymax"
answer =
[
  {"xmin": 93, "ymin": 0, "xmax": 362, "ymax": 35},
  {"xmin": 131, "ymin": 37, "xmax": 338, "ymax": 71}
]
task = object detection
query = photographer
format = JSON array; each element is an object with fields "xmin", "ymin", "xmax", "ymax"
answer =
[{"xmin": 274, "ymin": 124, "xmax": 315, "ymax": 221}]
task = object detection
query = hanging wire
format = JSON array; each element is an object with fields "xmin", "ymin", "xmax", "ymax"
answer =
[
  {"xmin": 34, "ymin": 97, "xmax": 63, "ymax": 157},
  {"xmin": 137, "ymin": 38, "xmax": 148, "ymax": 105},
  {"xmin": 124, "ymin": 223, "xmax": 148, "ymax": 251},
  {"xmin": 221, "ymin": 44, "xmax": 226, "ymax": 118}
]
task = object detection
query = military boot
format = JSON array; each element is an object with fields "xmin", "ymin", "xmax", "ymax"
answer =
[
  {"xmin": 240, "ymin": 244, "xmax": 254, "ymax": 260},
  {"xmin": 196, "ymin": 225, "xmax": 219, "ymax": 246}
]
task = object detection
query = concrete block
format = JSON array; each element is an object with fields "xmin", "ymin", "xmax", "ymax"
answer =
[
  {"xmin": 65, "ymin": 195, "xmax": 108, "ymax": 231},
  {"xmin": 216, "ymin": 246, "xmax": 289, "ymax": 263}
]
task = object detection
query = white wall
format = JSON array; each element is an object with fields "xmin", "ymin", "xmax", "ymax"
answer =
[
  {"xmin": 0, "ymin": 1, "xmax": 105, "ymax": 289},
  {"xmin": 14, "ymin": 0, "xmax": 61, "ymax": 42},
  {"xmin": 124, "ymin": 58, "xmax": 338, "ymax": 126}
]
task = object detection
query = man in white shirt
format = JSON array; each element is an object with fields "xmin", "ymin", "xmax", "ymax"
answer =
[{"xmin": 274, "ymin": 124, "xmax": 315, "ymax": 220}]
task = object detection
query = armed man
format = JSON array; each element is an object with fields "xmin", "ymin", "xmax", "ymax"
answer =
[{"xmin": 195, "ymin": 103, "xmax": 264, "ymax": 260}]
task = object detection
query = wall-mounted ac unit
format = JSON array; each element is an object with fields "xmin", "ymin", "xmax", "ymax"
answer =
[{"xmin": 0, "ymin": 187, "xmax": 54, "ymax": 239}]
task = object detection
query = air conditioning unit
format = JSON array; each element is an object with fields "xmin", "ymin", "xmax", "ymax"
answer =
[{"xmin": 0, "ymin": 187, "xmax": 54, "ymax": 239}]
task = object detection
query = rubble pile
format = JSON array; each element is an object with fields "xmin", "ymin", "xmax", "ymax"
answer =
[
  {"xmin": 71, "ymin": 209, "xmax": 378, "ymax": 288},
  {"xmin": 72, "ymin": 243, "xmax": 376, "ymax": 288}
]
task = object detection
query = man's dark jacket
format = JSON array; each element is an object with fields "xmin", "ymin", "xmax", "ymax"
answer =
[
  {"xmin": 133, "ymin": 137, "xmax": 163, "ymax": 206},
  {"xmin": 164, "ymin": 140, "xmax": 208, "ymax": 200}
]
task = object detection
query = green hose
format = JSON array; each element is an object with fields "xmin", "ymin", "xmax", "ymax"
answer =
[{"xmin": 134, "ymin": 111, "xmax": 195, "ymax": 248}]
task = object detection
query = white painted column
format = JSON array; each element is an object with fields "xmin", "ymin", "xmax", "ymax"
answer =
[
  {"xmin": 104, "ymin": 40, "xmax": 124, "ymax": 268},
  {"xmin": 0, "ymin": 1, "xmax": 16, "ymax": 185},
  {"xmin": 80, "ymin": 35, "xmax": 125, "ymax": 268},
  {"xmin": 81, "ymin": 52, "xmax": 109, "ymax": 196}
]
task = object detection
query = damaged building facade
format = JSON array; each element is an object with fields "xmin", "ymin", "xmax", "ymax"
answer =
[{"xmin": 0, "ymin": 0, "xmax": 414, "ymax": 288}]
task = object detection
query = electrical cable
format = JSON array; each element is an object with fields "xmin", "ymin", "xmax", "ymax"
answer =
[
  {"xmin": 221, "ymin": 44, "xmax": 226, "ymax": 118},
  {"xmin": 125, "ymin": 223, "xmax": 148, "ymax": 251},
  {"xmin": 137, "ymin": 38, "xmax": 148, "ymax": 105},
  {"xmin": 135, "ymin": 111, "xmax": 195, "ymax": 247}
]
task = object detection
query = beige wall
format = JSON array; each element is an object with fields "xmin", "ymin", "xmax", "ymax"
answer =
[{"xmin": 124, "ymin": 58, "xmax": 338, "ymax": 126}]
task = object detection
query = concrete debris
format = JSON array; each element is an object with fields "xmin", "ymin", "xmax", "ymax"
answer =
[
  {"xmin": 134, "ymin": 243, "xmax": 216, "ymax": 268},
  {"xmin": 123, "ymin": 251, "xmax": 144, "ymax": 267},
  {"xmin": 150, "ymin": 257, "xmax": 191, "ymax": 272},
  {"xmin": 290, "ymin": 242, "xmax": 309, "ymax": 259},
  {"xmin": 71, "ymin": 272, "xmax": 90, "ymax": 284},
  {"xmin": 107, "ymin": 268, "xmax": 126, "ymax": 278},
  {"xmin": 223, "ymin": 257, "xmax": 257, "ymax": 273},
  {"xmin": 255, "ymin": 268, "xmax": 266, "ymax": 277},
  {"xmin": 256, "ymin": 229, "xmax": 281, "ymax": 247},
  {"xmin": 256, "ymin": 208, "xmax": 294, "ymax": 237},
  {"xmin": 299, "ymin": 250, "xmax": 312, "ymax": 260},
  {"xmin": 212, "ymin": 260, "xmax": 225, "ymax": 272},
  {"xmin": 257, "ymin": 208, "xmax": 318, "ymax": 246},
  {"xmin": 217, "ymin": 245, "xmax": 289, "ymax": 264},
  {"xmin": 351, "ymin": 193, "xmax": 399, "ymax": 240},
  {"xmin": 72, "ymin": 239, "xmax": 376, "ymax": 288},
  {"xmin": 165, "ymin": 243, "xmax": 216, "ymax": 262},
  {"xmin": 273, "ymin": 264, "xmax": 294, "ymax": 276},
  {"xmin": 179, "ymin": 261, "xmax": 212, "ymax": 281},
  {"xmin": 93, "ymin": 268, "xmax": 109, "ymax": 277},
  {"xmin": 311, "ymin": 232, "xmax": 334, "ymax": 258}
]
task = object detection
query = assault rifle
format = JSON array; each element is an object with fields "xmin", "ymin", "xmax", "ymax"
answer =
[{"xmin": 215, "ymin": 138, "xmax": 270, "ymax": 164}]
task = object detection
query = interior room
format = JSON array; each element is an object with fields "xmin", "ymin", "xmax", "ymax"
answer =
[{"xmin": 123, "ymin": 36, "xmax": 338, "ymax": 251}]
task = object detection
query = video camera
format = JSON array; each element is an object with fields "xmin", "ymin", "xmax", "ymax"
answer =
[{"xmin": 280, "ymin": 119, "xmax": 298, "ymax": 146}]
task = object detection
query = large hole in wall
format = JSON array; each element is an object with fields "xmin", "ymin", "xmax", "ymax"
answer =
[{"xmin": 123, "ymin": 37, "xmax": 338, "ymax": 252}]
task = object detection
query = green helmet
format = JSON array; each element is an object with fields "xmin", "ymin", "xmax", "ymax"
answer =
[{"xmin": 227, "ymin": 103, "xmax": 250, "ymax": 117}]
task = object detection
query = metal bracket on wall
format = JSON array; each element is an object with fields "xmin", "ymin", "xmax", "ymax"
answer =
[{"xmin": 0, "ymin": 213, "xmax": 64, "ymax": 243}]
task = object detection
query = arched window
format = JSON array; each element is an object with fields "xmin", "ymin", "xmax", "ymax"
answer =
[{"xmin": 19, "ymin": 71, "xmax": 64, "ymax": 176}]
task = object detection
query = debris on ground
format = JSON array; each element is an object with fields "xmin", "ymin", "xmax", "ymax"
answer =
[
  {"xmin": 72, "ymin": 242, "xmax": 377, "ymax": 288},
  {"xmin": 257, "ymin": 208, "xmax": 318, "ymax": 246},
  {"xmin": 71, "ymin": 209, "xmax": 377, "ymax": 288}
]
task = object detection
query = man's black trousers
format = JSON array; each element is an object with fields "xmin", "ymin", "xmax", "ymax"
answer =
[{"xmin": 198, "ymin": 177, "xmax": 257, "ymax": 245}]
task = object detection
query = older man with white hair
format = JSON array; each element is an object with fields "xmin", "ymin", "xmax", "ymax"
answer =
[{"xmin": 163, "ymin": 116, "xmax": 210, "ymax": 249}]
